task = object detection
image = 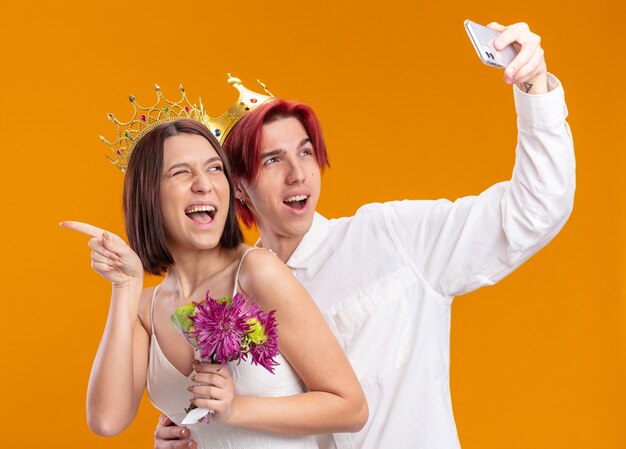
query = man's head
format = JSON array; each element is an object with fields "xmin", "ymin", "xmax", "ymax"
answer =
[{"xmin": 223, "ymin": 99, "xmax": 330, "ymax": 241}]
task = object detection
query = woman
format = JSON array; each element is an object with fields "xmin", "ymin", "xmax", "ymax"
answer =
[{"xmin": 62, "ymin": 118, "xmax": 367, "ymax": 448}]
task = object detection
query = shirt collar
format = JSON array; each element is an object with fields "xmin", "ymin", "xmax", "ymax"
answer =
[
  {"xmin": 255, "ymin": 212, "xmax": 330, "ymax": 269},
  {"xmin": 286, "ymin": 212, "xmax": 330, "ymax": 269}
]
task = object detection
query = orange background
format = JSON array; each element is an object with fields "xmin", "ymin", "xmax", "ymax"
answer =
[{"xmin": 1, "ymin": 1, "xmax": 624, "ymax": 448}]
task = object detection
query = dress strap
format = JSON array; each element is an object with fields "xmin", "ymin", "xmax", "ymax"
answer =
[
  {"xmin": 232, "ymin": 247, "xmax": 266, "ymax": 298},
  {"xmin": 150, "ymin": 284, "xmax": 160, "ymax": 335}
]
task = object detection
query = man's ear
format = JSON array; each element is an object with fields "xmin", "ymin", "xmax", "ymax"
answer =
[{"xmin": 235, "ymin": 181, "xmax": 248, "ymax": 204}]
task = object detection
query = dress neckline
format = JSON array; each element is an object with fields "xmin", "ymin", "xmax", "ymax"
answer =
[{"xmin": 149, "ymin": 247, "xmax": 265, "ymax": 376}]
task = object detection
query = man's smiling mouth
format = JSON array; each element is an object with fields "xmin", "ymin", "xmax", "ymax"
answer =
[{"xmin": 283, "ymin": 194, "xmax": 309, "ymax": 209}]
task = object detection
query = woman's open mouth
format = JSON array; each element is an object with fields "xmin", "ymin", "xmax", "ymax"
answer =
[{"xmin": 184, "ymin": 204, "xmax": 216, "ymax": 224}]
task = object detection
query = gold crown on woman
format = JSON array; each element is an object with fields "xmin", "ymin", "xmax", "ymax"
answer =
[{"xmin": 101, "ymin": 75, "xmax": 273, "ymax": 173}]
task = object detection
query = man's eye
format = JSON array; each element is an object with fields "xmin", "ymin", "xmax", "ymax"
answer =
[
  {"xmin": 264, "ymin": 157, "xmax": 278, "ymax": 165},
  {"xmin": 300, "ymin": 148, "xmax": 313, "ymax": 156}
]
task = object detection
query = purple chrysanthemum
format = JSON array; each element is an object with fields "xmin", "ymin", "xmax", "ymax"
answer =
[
  {"xmin": 191, "ymin": 292, "xmax": 261, "ymax": 365},
  {"xmin": 170, "ymin": 290, "xmax": 281, "ymax": 425},
  {"xmin": 249, "ymin": 309, "xmax": 280, "ymax": 374}
]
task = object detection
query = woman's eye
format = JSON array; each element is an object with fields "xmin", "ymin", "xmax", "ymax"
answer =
[
  {"xmin": 172, "ymin": 170, "xmax": 191, "ymax": 177},
  {"xmin": 208, "ymin": 164, "xmax": 223, "ymax": 172}
]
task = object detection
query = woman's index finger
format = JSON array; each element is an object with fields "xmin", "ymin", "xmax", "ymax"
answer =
[{"xmin": 60, "ymin": 221, "xmax": 106, "ymax": 238}]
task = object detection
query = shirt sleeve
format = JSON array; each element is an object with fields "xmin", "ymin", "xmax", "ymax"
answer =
[{"xmin": 384, "ymin": 73, "xmax": 576, "ymax": 298}]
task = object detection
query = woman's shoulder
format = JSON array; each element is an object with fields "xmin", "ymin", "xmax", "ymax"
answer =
[
  {"xmin": 237, "ymin": 248, "xmax": 291, "ymax": 292},
  {"xmin": 241, "ymin": 247, "xmax": 286, "ymax": 274},
  {"xmin": 242, "ymin": 246, "xmax": 279, "ymax": 263}
]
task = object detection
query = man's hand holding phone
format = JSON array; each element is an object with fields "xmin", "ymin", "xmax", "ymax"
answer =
[
  {"xmin": 487, "ymin": 21, "xmax": 548, "ymax": 94},
  {"xmin": 465, "ymin": 20, "xmax": 548, "ymax": 94}
]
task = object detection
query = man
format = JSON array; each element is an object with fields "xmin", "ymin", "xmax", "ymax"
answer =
[{"xmin": 155, "ymin": 22, "xmax": 575, "ymax": 449}]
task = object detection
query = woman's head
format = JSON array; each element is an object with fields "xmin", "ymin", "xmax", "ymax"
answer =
[{"xmin": 123, "ymin": 119, "xmax": 243, "ymax": 275}]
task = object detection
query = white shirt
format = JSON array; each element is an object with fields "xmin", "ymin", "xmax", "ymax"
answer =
[{"xmin": 282, "ymin": 75, "xmax": 575, "ymax": 449}]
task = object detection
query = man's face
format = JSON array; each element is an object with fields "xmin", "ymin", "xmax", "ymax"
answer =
[{"xmin": 240, "ymin": 116, "xmax": 321, "ymax": 243}]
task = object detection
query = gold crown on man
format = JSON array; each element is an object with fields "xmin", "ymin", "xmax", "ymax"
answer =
[{"xmin": 101, "ymin": 74, "xmax": 273, "ymax": 173}]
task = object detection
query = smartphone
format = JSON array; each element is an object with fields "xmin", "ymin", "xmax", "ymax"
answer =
[{"xmin": 464, "ymin": 20, "xmax": 517, "ymax": 69}]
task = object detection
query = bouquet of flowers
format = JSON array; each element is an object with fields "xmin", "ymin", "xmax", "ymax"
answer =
[{"xmin": 170, "ymin": 291, "xmax": 280, "ymax": 424}]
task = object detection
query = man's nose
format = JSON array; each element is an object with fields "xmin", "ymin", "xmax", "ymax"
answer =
[{"xmin": 286, "ymin": 160, "xmax": 305, "ymax": 184}]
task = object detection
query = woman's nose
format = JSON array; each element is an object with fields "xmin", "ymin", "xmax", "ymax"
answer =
[{"xmin": 191, "ymin": 173, "xmax": 213, "ymax": 193}]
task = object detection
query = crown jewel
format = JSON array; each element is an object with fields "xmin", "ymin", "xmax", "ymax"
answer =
[
  {"xmin": 100, "ymin": 84, "xmax": 205, "ymax": 173},
  {"xmin": 207, "ymin": 74, "xmax": 274, "ymax": 143},
  {"xmin": 101, "ymin": 75, "xmax": 274, "ymax": 173}
]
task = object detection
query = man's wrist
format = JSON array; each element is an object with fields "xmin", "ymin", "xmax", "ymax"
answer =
[{"xmin": 515, "ymin": 71, "xmax": 549, "ymax": 95}]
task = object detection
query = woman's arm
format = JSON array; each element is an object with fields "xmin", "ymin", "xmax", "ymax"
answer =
[
  {"xmin": 87, "ymin": 286, "xmax": 149, "ymax": 436},
  {"xmin": 61, "ymin": 221, "xmax": 150, "ymax": 436},
  {"xmin": 190, "ymin": 249, "xmax": 368, "ymax": 435}
]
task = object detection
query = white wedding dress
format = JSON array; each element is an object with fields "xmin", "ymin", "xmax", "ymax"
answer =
[{"xmin": 147, "ymin": 249, "xmax": 319, "ymax": 448}]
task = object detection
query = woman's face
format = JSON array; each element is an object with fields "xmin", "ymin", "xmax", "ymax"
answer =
[{"xmin": 159, "ymin": 133, "xmax": 230, "ymax": 255}]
